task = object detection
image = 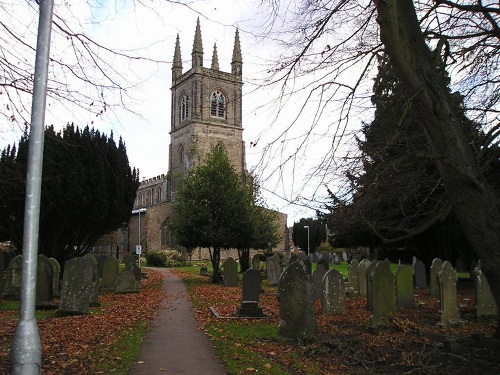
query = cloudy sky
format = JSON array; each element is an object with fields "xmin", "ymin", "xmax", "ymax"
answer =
[{"xmin": 1, "ymin": 0, "xmax": 354, "ymax": 225}]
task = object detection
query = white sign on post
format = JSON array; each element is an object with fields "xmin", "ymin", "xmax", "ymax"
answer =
[{"xmin": 135, "ymin": 245, "xmax": 142, "ymax": 255}]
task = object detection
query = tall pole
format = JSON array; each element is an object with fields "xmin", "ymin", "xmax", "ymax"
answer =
[
  {"xmin": 132, "ymin": 208, "xmax": 146, "ymax": 267},
  {"xmin": 11, "ymin": 1, "xmax": 54, "ymax": 373},
  {"xmin": 304, "ymin": 226, "xmax": 310, "ymax": 255}
]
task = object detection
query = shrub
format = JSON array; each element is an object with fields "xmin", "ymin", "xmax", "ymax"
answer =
[{"xmin": 145, "ymin": 250, "xmax": 187, "ymax": 267}]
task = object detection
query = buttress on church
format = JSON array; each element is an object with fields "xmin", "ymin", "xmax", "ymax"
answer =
[{"xmin": 93, "ymin": 20, "xmax": 289, "ymax": 260}]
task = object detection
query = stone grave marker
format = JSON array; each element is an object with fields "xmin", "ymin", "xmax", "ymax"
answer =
[
  {"xmin": 396, "ymin": 265, "xmax": 414, "ymax": 308},
  {"xmin": 342, "ymin": 252, "xmax": 347, "ymax": 262},
  {"xmin": 123, "ymin": 254, "xmax": 136, "ymax": 267},
  {"xmin": 414, "ymin": 260, "xmax": 427, "ymax": 289},
  {"xmin": 252, "ymin": 254, "xmax": 261, "ymax": 270},
  {"xmin": 289, "ymin": 254, "xmax": 298, "ymax": 265},
  {"xmin": 3, "ymin": 255, "xmax": 22, "ymax": 300},
  {"xmin": 312, "ymin": 264, "xmax": 328, "ymax": 300},
  {"xmin": 115, "ymin": 266, "xmax": 141, "ymax": 293},
  {"xmin": 370, "ymin": 261, "xmax": 396, "ymax": 326},
  {"xmin": 358, "ymin": 259, "xmax": 372, "ymax": 297},
  {"xmin": 0, "ymin": 257, "xmax": 4, "ymax": 296},
  {"xmin": 96, "ymin": 255, "xmax": 106, "ymax": 279},
  {"xmin": 48, "ymin": 258, "xmax": 60, "ymax": 297},
  {"xmin": 102, "ymin": 256, "xmax": 120, "ymax": 291},
  {"xmin": 437, "ymin": 261, "xmax": 460, "ymax": 325},
  {"xmin": 266, "ymin": 253, "xmax": 281, "ymax": 286},
  {"xmin": 322, "ymin": 269, "xmax": 345, "ymax": 315},
  {"xmin": 348, "ymin": 258, "xmax": 359, "ymax": 293},
  {"xmin": 317, "ymin": 258, "xmax": 329, "ymax": 271},
  {"xmin": 58, "ymin": 257, "xmax": 93, "ymax": 314},
  {"xmin": 83, "ymin": 253, "xmax": 100, "ymax": 306},
  {"xmin": 36, "ymin": 254, "xmax": 54, "ymax": 309},
  {"xmin": 474, "ymin": 266, "xmax": 498, "ymax": 318},
  {"xmin": 430, "ymin": 258, "xmax": 443, "ymax": 297},
  {"xmin": 223, "ymin": 257, "xmax": 238, "ymax": 287},
  {"xmin": 278, "ymin": 261, "xmax": 317, "ymax": 339},
  {"xmin": 366, "ymin": 260, "xmax": 378, "ymax": 312},
  {"xmin": 235, "ymin": 269, "xmax": 265, "ymax": 317}
]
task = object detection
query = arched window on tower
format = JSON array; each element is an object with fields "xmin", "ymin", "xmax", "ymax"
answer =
[
  {"xmin": 180, "ymin": 94, "xmax": 189, "ymax": 121},
  {"xmin": 210, "ymin": 90, "xmax": 226, "ymax": 118}
]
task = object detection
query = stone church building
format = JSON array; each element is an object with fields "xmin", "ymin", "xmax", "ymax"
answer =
[{"xmin": 94, "ymin": 20, "xmax": 288, "ymax": 260}]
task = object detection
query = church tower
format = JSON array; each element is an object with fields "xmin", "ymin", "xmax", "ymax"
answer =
[{"xmin": 169, "ymin": 19, "xmax": 245, "ymax": 199}]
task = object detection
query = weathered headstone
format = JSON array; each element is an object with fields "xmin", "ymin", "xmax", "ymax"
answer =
[
  {"xmin": 266, "ymin": 253, "xmax": 281, "ymax": 286},
  {"xmin": 414, "ymin": 260, "xmax": 427, "ymax": 289},
  {"xmin": 83, "ymin": 253, "xmax": 100, "ymax": 306},
  {"xmin": 342, "ymin": 252, "xmax": 348, "ymax": 262},
  {"xmin": 223, "ymin": 257, "xmax": 238, "ymax": 287},
  {"xmin": 322, "ymin": 269, "xmax": 345, "ymax": 315},
  {"xmin": 317, "ymin": 258, "xmax": 329, "ymax": 271},
  {"xmin": 102, "ymin": 256, "xmax": 120, "ymax": 291},
  {"xmin": 235, "ymin": 269, "xmax": 265, "ymax": 317},
  {"xmin": 3, "ymin": 255, "xmax": 22, "ymax": 300},
  {"xmin": 370, "ymin": 261, "xmax": 396, "ymax": 326},
  {"xmin": 312, "ymin": 264, "xmax": 328, "ymax": 300},
  {"xmin": 115, "ymin": 266, "xmax": 141, "ymax": 293},
  {"xmin": 278, "ymin": 261, "xmax": 317, "ymax": 339},
  {"xmin": 366, "ymin": 260, "xmax": 378, "ymax": 312},
  {"xmin": 358, "ymin": 259, "xmax": 372, "ymax": 297},
  {"xmin": 123, "ymin": 254, "xmax": 136, "ymax": 267},
  {"xmin": 58, "ymin": 257, "xmax": 93, "ymax": 314},
  {"xmin": 48, "ymin": 258, "xmax": 61, "ymax": 298},
  {"xmin": 348, "ymin": 258, "xmax": 359, "ymax": 293},
  {"xmin": 36, "ymin": 254, "xmax": 54, "ymax": 309},
  {"xmin": 430, "ymin": 258, "xmax": 443, "ymax": 297},
  {"xmin": 437, "ymin": 261, "xmax": 460, "ymax": 325},
  {"xmin": 474, "ymin": 266, "xmax": 498, "ymax": 318},
  {"xmin": 252, "ymin": 254, "xmax": 261, "ymax": 270},
  {"xmin": 396, "ymin": 265, "xmax": 414, "ymax": 308},
  {"xmin": 96, "ymin": 255, "xmax": 107, "ymax": 279}
]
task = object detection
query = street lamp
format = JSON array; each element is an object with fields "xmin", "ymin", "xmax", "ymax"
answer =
[
  {"xmin": 304, "ymin": 225, "xmax": 310, "ymax": 255},
  {"xmin": 132, "ymin": 208, "xmax": 146, "ymax": 266}
]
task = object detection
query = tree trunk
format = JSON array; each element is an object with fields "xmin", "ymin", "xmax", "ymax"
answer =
[
  {"xmin": 210, "ymin": 247, "xmax": 221, "ymax": 283},
  {"xmin": 238, "ymin": 248, "xmax": 250, "ymax": 273},
  {"xmin": 374, "ymin": 0, "xmax": 500, "ymax": 335}
]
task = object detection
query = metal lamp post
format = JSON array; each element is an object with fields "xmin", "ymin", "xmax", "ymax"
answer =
[
  {"xmin": 132, "ymin": 208, "xmax": 146, "ymax": 266},
  {"xmin": 304, "ymin": 225, "xmax": 310, "ymax": 255}
]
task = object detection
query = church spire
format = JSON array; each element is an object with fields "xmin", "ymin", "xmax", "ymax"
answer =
[
  {"xmin": 211, "ymin": 43, "xmax": 220, "ymax": 70},
  {"xmin": 231, "ymin": 28, "xmax": 242, "ymax": 76},
  {"xmin": 192, "ymin": 17, "xmax": 203, "ymax": 68},
  {"xmin": 172, "ymin": 34, "xmax": 182, "ymax": 81}
]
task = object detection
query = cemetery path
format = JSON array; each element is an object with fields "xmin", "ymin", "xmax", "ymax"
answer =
[{"xmin": 129, "ymin": 268, "xmax": 227, "ymax": 375}]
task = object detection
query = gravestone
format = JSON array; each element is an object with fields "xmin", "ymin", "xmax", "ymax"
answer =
[
  {"xmin": 366, "ymin": 260, "xmax": 378, "ymax": 312},
  {"xmin": 58, "ymin": 257, "xmax": 93, "ymax": 314},
  {"xmin": 123, "ymin": 254, "xmax": 136, "ymax": 267},
  {"xmin": 96, "ymin": 255, "xmax": 107, "ymax": 279},
  {"xmin": 289, "ymin": 254, "xmax": 298, "ymax": 265},
  {"xmin": 370, "ymin": 261, "xmax": 396, "ymax": 326},
  {"xmin": 278, "ymin": 261, "xmax": 317, "ymax": 339},
  {"xmin": 317, "ymin": 258, "xmax": 329, "ymax": 271},
  {"xmin": 266, "ymin": 253, "xmax": 281, "ymax": 286},
  {"xmin": 223, "ymin": 257, "xmax": 238, "ymax": 287},
  {"xmin": 251, "ymin": 254, "xmax": 261, "ymax": 270},
  {"xmin": 36, "ymin": 254, "xmax": 54, "ymax": 309},
  {"xmin": 474, "ymin": 266, "xmax": 498, "ymax": 317},
  {"xmin": 102, "ymin": 256, "xmax": 120, "ymax": 291},
  {"xmin": 414, "ymin": 260, "xmax": 427, "ymax": 289},
  {"xmin": 430, "ymin": 258, "xmax": 443, "ymax": 297},
  {"xmin": 115, "ymin": 266, "xmax": 141, "ymax": 293},
  {"xmin": 437, "ymin": 261, "xmax": 460, "ymax": 325},
  {"xmin": 342, "ymin": 252, "xmax": 348, "ymax": 262},
  {"xmin": 322, "ymin": 269, "xmax": 345, "ymax": 315},
  {"xmin": 235, "ymin": 269, "xmax": 265, "ymax": 317},
  {"xmin": 3, "ymin": 255, "xmax": 23, "ymax": 300},
  {"xmin": 48, "ymin": 258, "xmax": 61, "ymax": 297},
  {"xmin": 348, "ymin": 259, "xmax": 359, "ymax": 292},
  {"xmin": 358, "ymin": 259, "xmax": 372, "ymax": 297},
  {"xmin": 312, "ymin": 264, "xmax": 328, "ymax": 300},
  {"xmin": 83, "ymin": 253, "xmax": 100, "ymax": 306},
  {"xmin": 0, "ymin": 257, "xmax": 4, "ymax": 296},
  {"xmin": 396, "ymin": 265, "xmax": 414, "ymax": 308}
]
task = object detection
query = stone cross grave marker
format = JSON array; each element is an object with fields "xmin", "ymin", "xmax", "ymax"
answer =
[
  {"xmin": 348, "ymin": 258, "xmax": 359, "ymax": 293},
  {"xmin": 223, "ymin": 257, "xmax": 238, "ymax": 287},
  {"xmin": 370, "ymin": 261, "xmax": 396, "ymax": 326},
  {"xmin": 414, "ymin": 260, "xmax": 427, "ymax": 289},
  {"xmin": 396, "ymin": 265, "xmax": 414, "ymax": 308},
  {"xmin": 278, "ymin": 261, "xmax": 317, "ymax": 339},
  {"xmin": 58, "ymin": 256, "xmax": 93, "ymax": 315},
  {"xmin": 430, "ymin": 258, "xmax": 443, "ymax": 297},
  {"xmin": 266, "ymin": 253, "xmax": 281, "ymax": 286},
  {"xmin": 437, "ymin": 261, "xmax": 460, "ymax": 325},
  {"xmin": 322, "ymin": 269, "xmax": 346, "ymax": 315}
]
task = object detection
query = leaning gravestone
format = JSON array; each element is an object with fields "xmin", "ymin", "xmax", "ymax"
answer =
[
  {"xmin": 3, "ymin": 255, "xmax": 23, "ymax": 300},
  {"xmin": 437, "ymin": 261, "xmax": 460, "ymax": 325},
  {"xmin": 348, "ymin": 259, "xmax": 359, "ymax": 293},
  {"xmin": 370, "ymin": 261, "xmax": 396, "ymax": 326},
  {"xmin": 223, "ymin": 257, "xmax": 238, "ymax": 287},
  {"xmin": 414, "ymin": 260, "xmax": 427, "ymax": 289},
  {"xmin": 101, "ymin": 257, "xmax": 120, "ymax": 291},
  {"xmin": 48, "ymin": 258, "xmax": 61, "ymax": 297},
  {"xmin": 430, "ymin": 258, "xmax": 443, "ymax": 297},
  {"xmin": 358, "ymin": 259, "xmax": 372, "ymax": 298},
  {"xmin": 312, "ymin": 264, "xmax": 328, "ymax": 300},
  {"xmin": 266, "ymin": 253, "xmax": 281, "ymax": 286},
  {"xmin": 83, "ymin": 253, "xmax": 100, "ymax": 306},
  {"xmin": 252, "ymin": 254, "xmax": 261, "ymax": 270},
  {"xmin": 474, "ymin": 266, "xmax": 498, "ymax": 318},
  {"xmin": 396, "ymin": 265, "xmax": 414, "ymax": 308},
  {"xmin": 36, "ymin": 254, "xmax": 54, "ymax": 309},
  {"xmin": 58, "ymin": 257, "xmax": 93, "ymax": 315},
  {"xmin": 235, "ymin": 269, "xmax": 265, "ymax": 317},
  {"xmin": 115, "ymin": 266, "xmax": 141, "ymax": 293},
  {"xmin": 278, "ymin": 261, "xmax": 317, "ymax": 339},
  {"xmin": 322, "ymin": 269, "xmax": 345, "ymax": 315}
]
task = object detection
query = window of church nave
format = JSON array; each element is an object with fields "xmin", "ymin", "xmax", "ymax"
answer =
[
  {"xmin": 210, "ymin": 90, "xmax": 226, "ymax": 118},
  {"xmin": 180, "ymin": 94, "xmax": 189, "ymax": 121}
]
